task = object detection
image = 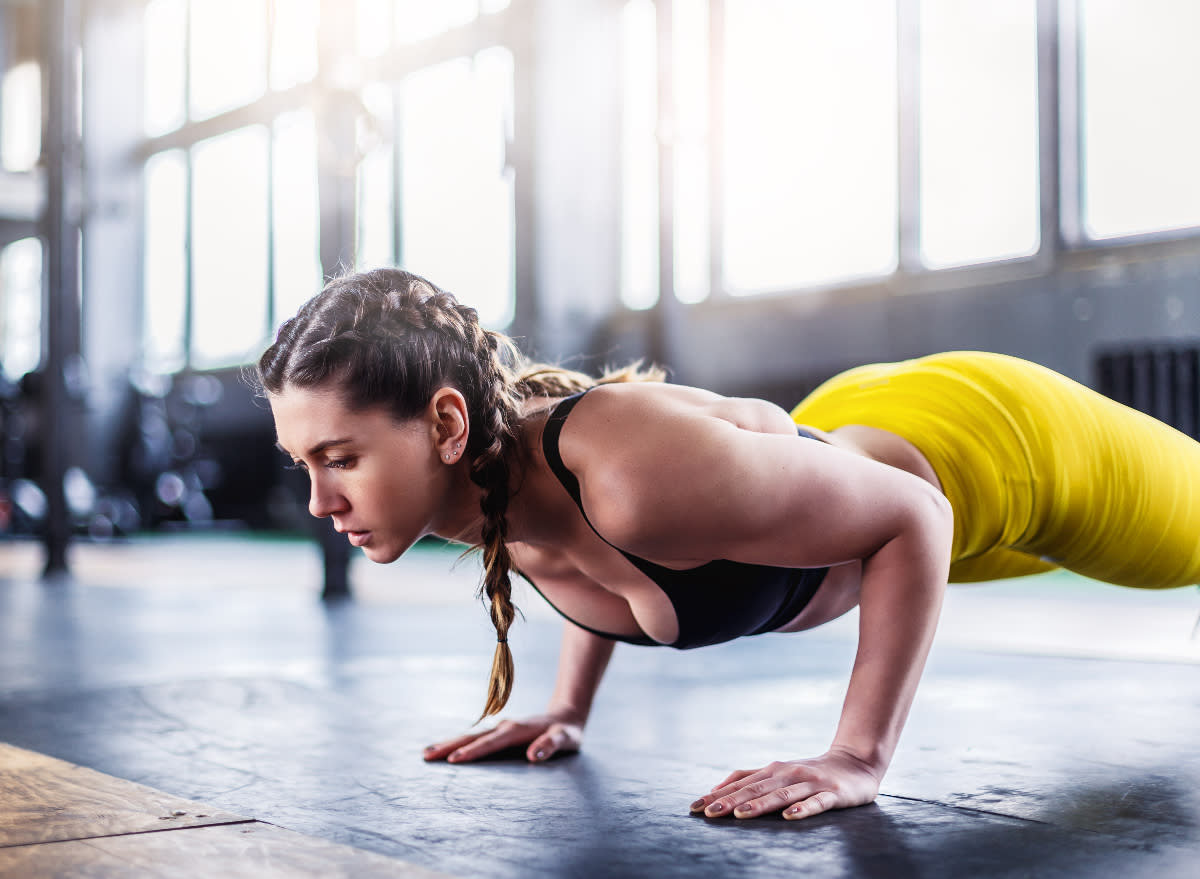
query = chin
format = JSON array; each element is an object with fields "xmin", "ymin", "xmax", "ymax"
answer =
[{"xmin": 360, "ymin": 542, "xmax": 408, "ymax": 565}]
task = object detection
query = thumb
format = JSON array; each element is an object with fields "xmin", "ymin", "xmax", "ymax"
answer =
[{"xmin": 526, "ymin": 728, "xmax": 564, "ymax": 763}]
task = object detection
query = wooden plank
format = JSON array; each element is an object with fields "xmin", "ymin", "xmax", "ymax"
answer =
[
  {"xmin": 0, "ymin": 743, "xmax": 246, "ymax": 846},
  {"xmin": 0, "ymin": 822, "xmax": 455, "ymax": 879}
]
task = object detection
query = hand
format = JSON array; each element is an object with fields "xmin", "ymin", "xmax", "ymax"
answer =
[
  {"xmin": 688, "ymin": 748, "xmax": 881, "ymax": 820},
  {"xmin": 422, "ymin": 713, "xmax": 584, "ymax": 765}
]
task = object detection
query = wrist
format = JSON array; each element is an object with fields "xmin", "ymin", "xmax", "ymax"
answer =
[
  {"xmin": 545, "ymin": 702, "xmax": 589, "ymax": 727},
  {"xmin": 827, "ymin": 742, "xmax": 890, "ymax": 779}
]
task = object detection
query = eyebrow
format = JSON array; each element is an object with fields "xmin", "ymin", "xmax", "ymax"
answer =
[{"xmin": 275, "ymin": 438, "xmax": 354, "ymax": 458}]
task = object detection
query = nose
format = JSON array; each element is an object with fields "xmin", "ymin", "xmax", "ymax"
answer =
[{"xmin": 308, "ymin": 473, "xmax": 346, "ymax": 519}]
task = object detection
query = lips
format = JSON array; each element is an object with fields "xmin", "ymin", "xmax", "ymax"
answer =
[{"xmin": 345, "ymin": 530, "xmax": 370, "ymax": 547}]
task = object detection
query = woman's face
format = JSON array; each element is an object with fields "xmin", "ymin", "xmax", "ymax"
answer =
[{"xmin": 270, "ymin": 383, "xmax": 458, "ymax": 564}]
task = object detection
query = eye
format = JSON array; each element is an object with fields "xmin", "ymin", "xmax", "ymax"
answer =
[{"xmin": 325, "ymin": 456, "xmax": 356, "ymax": 470}]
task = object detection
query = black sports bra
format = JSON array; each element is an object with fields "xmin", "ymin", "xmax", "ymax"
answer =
[{"xmin": 529, "ymin": 391, "xmax": 829, "ymax": 649}]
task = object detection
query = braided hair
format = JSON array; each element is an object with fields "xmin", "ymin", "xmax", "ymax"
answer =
[{"xmin": 257, "ymin": 268, "xmax": 663, "ymax": 719}]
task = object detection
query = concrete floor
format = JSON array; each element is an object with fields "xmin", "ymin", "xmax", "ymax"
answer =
[{"xmin": 1, "ymin": 534, "xmax": 1198, "ymax": 878}]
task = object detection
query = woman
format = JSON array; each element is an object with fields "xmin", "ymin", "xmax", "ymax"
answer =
[{"xmin": 259, "ymin": 267, "xmax": 1200, "ymax": 821}]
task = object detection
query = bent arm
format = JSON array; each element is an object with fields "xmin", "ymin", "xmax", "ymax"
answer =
[
  {"xmin": 560, "ymin": 394, "xmax": 954, "ymax": 815},
  {"xmin": 828, "ymin": 487, "xmax": 951, "ymax": 776},
  {"xmin": 546, "ymin": 620, "xmax": 617, "ymax": 727},
  {"xmin": 423, "ymin": 621, "xmax": 615, "ymax": 763}
]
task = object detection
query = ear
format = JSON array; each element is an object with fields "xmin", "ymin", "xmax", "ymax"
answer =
[{"xmin": 428, "ymin": 387, "xmax": 469, "ymax": 464}]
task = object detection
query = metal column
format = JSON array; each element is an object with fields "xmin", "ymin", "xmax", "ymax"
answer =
[
  {"xmin": 39, "ymin": 0, "xmax": 83, "ymax": 577},
  {"xmin": 312, "ymin": 0, "xmax": 358, "ymax": 599}
]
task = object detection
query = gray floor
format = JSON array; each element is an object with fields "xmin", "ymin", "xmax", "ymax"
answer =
[{"xmin": 1, "ymin": 535, "xmax": 1198, "ymax": 878}]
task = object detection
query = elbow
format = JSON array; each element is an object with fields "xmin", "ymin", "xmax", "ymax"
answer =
[
  {"xmin": 912, "ymin": 480, "xmax": 954, "ymax": 578},
  {"xmin": 882, "ymin": 476, "xmax": 953, "ymax": 583}
]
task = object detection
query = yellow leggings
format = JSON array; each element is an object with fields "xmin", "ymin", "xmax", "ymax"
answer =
[{"xmin": 790, "ymin": 352, "xmax": 1200, "ymax": 588}]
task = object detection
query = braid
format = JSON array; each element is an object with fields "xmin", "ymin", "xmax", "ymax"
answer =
[
  {"xmin": 465, "ymin": 327, "xmax": 521, "ymax": 720},
  {"xmin": 256, "ymin": 267, "xmax": 665, "ymax": 724}
]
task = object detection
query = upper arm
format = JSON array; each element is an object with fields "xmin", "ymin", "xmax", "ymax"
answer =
[{"xmin": 563, "ymin": 388, "xmax": 951, "ymax": 570}]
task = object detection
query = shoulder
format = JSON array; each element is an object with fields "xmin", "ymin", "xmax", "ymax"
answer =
[
  {"xmin": 557, "ymin": 381, "xmax": 798, "ymax": 438},
  {"xmin": 550, "ymin": 383, "xmax": 795, "ymax": 552}
]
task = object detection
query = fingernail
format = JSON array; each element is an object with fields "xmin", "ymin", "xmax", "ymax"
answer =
[
  {"xmin": 535, "ymin": 750, "xmax": 545, "ymax": 760},
  {"xmin": 785, "ymin": 807, "xmax": 800, "ymax": 818},
  {"xmin": 734, "ymin": 804, "xmax": 752, "ymax": 816},
  {"xmin": 447, "ymin": 752, "xmax": 460, "ymax": 763},
  {"xmin": 690, "ymin": 799, "xmax": 705, "ymax": 812},
  {"xmin": 707, "ymin": 803, "xmax": 724, "ymax": 815}
]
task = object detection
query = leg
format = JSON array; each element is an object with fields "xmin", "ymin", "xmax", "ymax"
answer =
[
  {"xmin": 794, "ymin": 352, "xmax": 1200, "ymax": 589},
  {"xmin": 948, "ymin": 547, "xmax": 1058, "ymax": 583}
]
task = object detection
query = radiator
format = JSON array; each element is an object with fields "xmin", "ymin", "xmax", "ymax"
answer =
[{"xmin": 1095, "ymin": 345, "xmax": 1200, "ymax": 440}]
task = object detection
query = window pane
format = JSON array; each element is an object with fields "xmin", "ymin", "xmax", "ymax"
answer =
[
  {"xmin": 357, "ymin": 0, "xmax": 394, "ymax": 57},
  {"xmin": 0, "ymin": 238, "xmax": 42, "ymax": 382},
  {"xmin": 272, "ymin": 111, "xmax": 321, "ymax": 329},
  {"xmin": 190, "ymin": 0, "xmax": 267, "ymax": 119},
  {"xmin": 919, "ymin": 0, "xmax": 1039, "ymax": 268},
  {"xmin": 724, "ymin": 0, "xmax": 898, "ymax": 294},
  {"xmin": 400, "ymin": 50, "xmax": 514, "ymax": 328},
  {"xmin": 620, "ymin": 0, "xmax": 658, "ymax": 310},
  {"xmin": 191, "ymin": 127, "xmax": 269, "ymax": 367},
  {"xmin": 673, "ymin": 0, "xmax": 709, "ymax": 304},
  {"xmin": 143, "ymin": 150, "xmax": 187, "ymax": 373},
  {"xmin": 1, "ymin": 61, "xmax": 40, "ymax": 172},
  {"xmin": 357, "ymin": 84, "xmax": 395, "ymax": 269},
  {"xmin": 357, "ymin": 145, "xmax": 395, "ymax": 270},
  {"xmin": 394, "ymin": 0, "xmax": 478, "ymax": 44},
  {"xmin": 270, "ymin": 0, "xmax": 319, "ymax": 91},
  {"xmin": 143, "ymin": 0, "xmax": 186, "ymax": 135},
  {"xmin": 1080, "ymin": 0, "xmax": 1200, "ymax": 238}
]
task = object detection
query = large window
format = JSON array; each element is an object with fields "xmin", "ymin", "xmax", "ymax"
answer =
[
  {"xmin": 723, "ymin": 0, "xmax": 898, "ymax": 296},
  {"xmin": 395, "ymin": 49, "xmax": 515, "ymax": 328},
  {"xmin": 190, "ymin": 126, "xmax": 270, "ymax": 368},
  {"xmin": 620, "ymin": 0, "xmax": 1200, "ymax": 308},
  {"xmin": 1079, "ymin": 0, "xmax": 1200, "ymax": 239},
  {"xmin": 918, "ymin": 0, "xmax": 1039, "ymax": 268},
  {"xmin": 140, "ymin": 0, "xmax": 516, "ymax": 371},
  {"xmin": 353, "ymin": 3, "xmax": 517, "ymax": 328}
]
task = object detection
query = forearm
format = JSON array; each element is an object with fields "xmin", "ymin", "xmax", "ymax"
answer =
[
  {"xmin": 830, "ymin": 509, "xmax": 951, "ymax": 774},
  {"xmin": 545, "ymin": 622, "xmax": 616, "ymax": 725}
]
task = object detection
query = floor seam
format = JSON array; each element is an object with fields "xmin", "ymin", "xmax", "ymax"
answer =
[{"xmin": 0, "ymin": 818, "xmax": 259, "ymax": 850}]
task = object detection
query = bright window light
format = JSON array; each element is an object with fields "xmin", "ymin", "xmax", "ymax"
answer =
[
  {"xmin": 272, "ymin": 111, "xmax": 322, "ymax": 330},
  {"xmin": 394, "ymin": 0, "xmax": 478, "ymax": 45},
  {"xmin": 191, "ymin": 126, "xmax": 269, "ymax": 367},
  {"xmin": 143, "ymin": 0, "xmax": 186, "ymax": 135},
  {"xmin": 399, "ymin": 49, "xmax": 515, "ymax": 328},
  {"xmin": 723, "ymin": 0, "xmax": 899, "ymax": 295},
  {"xmin": 1, "ymin": 61, "xmax": 40, "ymax": 171},
  {"xmin": 1080, "ymin": 0, "xmax": 1200, "ymax": 239},
  {"xmin": 673, "ymin": 0, "xmax": 710, "ymax": 304},
  {"xmin": 0, "ymin": 238, "xmax": 42, "ymax": 382},
  {"xmin": 143, "ymin": 150, "xmax": 188, "ymax": 373},
  {"xmin": 190, "ymin": 0, "xmax": 267, "ymax": 119},
  {"xmin": 620, "ymin": 0, "xmax": 659, "ymax": 310},
  {"xmin": 269, "ymin": 0, "xmax": 319, "ymax": 91},
  {"xmin": 919, "ymin": 0, "xmax": 1040, "ymax": 268}
]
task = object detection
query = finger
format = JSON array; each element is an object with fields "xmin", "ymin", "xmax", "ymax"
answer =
[
  {"xmin": 702, "ymin": 771, "xmax": 795, "ymax": 819},
  {"xmin": 732, "ymin": 782, "xmax": 820, "ymax": 819},
  {"xmin": 784, "ymin": 790, "xmax": 839, "ymax": 821},
  {"xmin": 690, "ymin": 775, "xmax": 753, "ymax": 813},
  {"xmin": 710, "ymin": 768, "xmax": 757, "ymax": 792},
  {"xmin": 422, "ymin": 731, "xmax": 490, "ymax": 762},
  {"xmin": 446, "ymin": 724, "xmax": 531, "ymax": 763},
  {"xmin": 525, "ymin": 725, "xmax": 570, "ymax": 763}
]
